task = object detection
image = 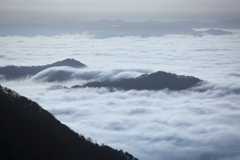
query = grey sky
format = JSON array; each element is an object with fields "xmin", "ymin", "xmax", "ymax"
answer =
[{"xmin": 0, "ymin": 0, "xmax": 240, "ymax": 23}]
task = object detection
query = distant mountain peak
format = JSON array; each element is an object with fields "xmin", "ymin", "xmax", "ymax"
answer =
[
  {"xmin": 73, "ymin": 70, "xmax": 203, "ymax": 91},
  {"xmin": 50, "ymin": 58, "xmax": 87, "ymax": 68},
  {"xmin": 0, "ymin": 58, "xmax": 87, "ymax": 80}
]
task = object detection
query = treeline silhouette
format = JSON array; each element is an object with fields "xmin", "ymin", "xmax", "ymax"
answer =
[
  {"xmin": 73, "ymin": 71, "xmax": 202, "ymax": 90},
  {"xmin": 0, "ymin": 85, "xmax": 138, "ymax": 160},
  {"xmin": 0, "ymin": 58, "xmax": 86, "ymax": 80}
]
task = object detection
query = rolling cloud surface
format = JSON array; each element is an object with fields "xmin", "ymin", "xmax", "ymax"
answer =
[{"xmin": 0, "ymin": 31, "xmax": 240, "ymax": 160}]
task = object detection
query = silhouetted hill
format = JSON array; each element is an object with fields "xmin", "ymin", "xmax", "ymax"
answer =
[
  {"xmin": 72, "ymin": 71, "xmax": 202, "ymax": 91},
  {"xmin": 0, "ymin": 84, "xmax": 138, "ymax": 160},
  {"xmin": 0, "ymin": 58, "xmax": 86, "ymax": 80}
]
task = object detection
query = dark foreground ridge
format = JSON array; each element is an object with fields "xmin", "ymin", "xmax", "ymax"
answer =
[
  {"xmin": 73, "ymin": 71, "xmax": 202, "ymax": 91},
  {"xmin": 0, "ymin": 58, "xmax": 86, "ymax": 80},
  {"xmin": 0, "ymin": 85, "xmax": 138, "ymax": 160}
]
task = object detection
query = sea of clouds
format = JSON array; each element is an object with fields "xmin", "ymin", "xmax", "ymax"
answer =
[{"xmin": 0, "ymin": 31, "xmax": 240, "ymax": 160}]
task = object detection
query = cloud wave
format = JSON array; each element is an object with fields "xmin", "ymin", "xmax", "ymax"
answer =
[{"xmin": 31, "ymin": 66, "xmax": 152, "ymax": 83}]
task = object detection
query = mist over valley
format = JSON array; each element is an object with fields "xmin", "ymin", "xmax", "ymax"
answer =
[{"xmin": 1, "ymin": 17, "xmax": 240, "ymax": 160}]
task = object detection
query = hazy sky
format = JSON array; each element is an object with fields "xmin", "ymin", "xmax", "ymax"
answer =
[{"xmin": 0, "ymin": 0, "xmax": 240, "ymax": 23}]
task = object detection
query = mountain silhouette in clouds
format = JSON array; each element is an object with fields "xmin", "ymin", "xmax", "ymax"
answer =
[
  {"xmin": 0, "ymin": 84, "xmax": 138, "ymax": 160},
  {"xmin": 0, "ymin": 58, "xmax": 86, "ymax": 80},
  {"xmin": 73, "ymin": 71, "xmax": 203, "ymax": 91}
]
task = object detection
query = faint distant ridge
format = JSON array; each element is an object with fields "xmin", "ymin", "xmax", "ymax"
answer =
[
  {"xmin": 215, "ymin": 18, "xmax": 240, "ymax": 29},
  {"xmin": 170, "ymin": 18, "xmax": 240, "ymax": 29},
  {"xmin": 0, "ymin": 18, "xmax": 238, "ymax": 37},
  {"xmin": 0, "ymin": 84, "xmax": 138, "ymax": 160},
  {"xmin": 73, "ymin": 71, "xmax": 203, "ymax": 91},
  {"xmin": 0, "ymin": 58, "xmax": 86, "ymax": 80}
]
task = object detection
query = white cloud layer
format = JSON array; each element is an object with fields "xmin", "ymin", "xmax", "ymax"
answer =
[{"xmin": 1, "ymin": 31, "xmax": 240, "ymax": 160}]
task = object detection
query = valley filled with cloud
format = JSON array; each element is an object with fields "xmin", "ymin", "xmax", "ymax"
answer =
[{"xmin": 1, "ymin": 30, "xmax": 240, "ymax": 160}]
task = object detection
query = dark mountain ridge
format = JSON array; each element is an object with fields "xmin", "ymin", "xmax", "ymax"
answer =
[
  {"xmin": 73, "ymin": 71, "xmax": 203, "ymax": 91},
  {"xmin": 0, "ymin": 58, "xmax": 86, "ymax": 80},
  {"xmin": 0, "ymin": 84, "xmax": 138, "ymax": 160}
]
